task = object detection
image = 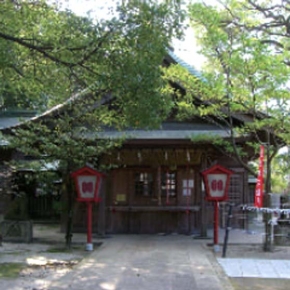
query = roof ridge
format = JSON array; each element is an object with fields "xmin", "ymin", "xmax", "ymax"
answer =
[{"xmin": 167, "ymin": 50, "xmax": 204, "ymax": 79}]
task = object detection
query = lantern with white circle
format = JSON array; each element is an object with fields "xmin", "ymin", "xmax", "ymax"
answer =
[
  {"xmin": 201, "ymin": 164, "xmax": 233, "ymax": 252},
  {"xmin": 72, "ymin": 166, "xmax": 104, "ymax": 203},
  {"xmin": 71, "ymin": 165, "xmax": 105, "ymax": 251},
  {"xmin": 202, "ymin": 164, "xmax": 233, "ymax": 201}
]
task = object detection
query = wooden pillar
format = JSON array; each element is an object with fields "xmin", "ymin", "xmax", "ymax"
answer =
[
  {"xmin": 200, "ymin": 153, "xmax": 208, "ymax": 237},
  {"xmin": 97, "ymin": 181, "xmax": 106, "ymax": 237},
  {"xmin": 157, "ymin": 166, "xmax": 162, "ymax": 206}
]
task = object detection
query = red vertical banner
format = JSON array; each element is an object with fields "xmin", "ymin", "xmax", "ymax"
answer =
[{"xmin": 254, "ymin": 145, "xmax": 265, "ymax": 208}]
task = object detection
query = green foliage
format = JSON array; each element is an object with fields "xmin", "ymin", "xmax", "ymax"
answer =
[
  {"xmin": 186, "ymin": 0, "xmax": 290, "ymax": 145},
  {"xmin": 271, "ymin": 148, "xmax": 290, "ymax": 193},
  {"xmin": 0, "ymin": 0, "xmax": 184, "ymax": 128},
  {"xmin": 0, "ymin": 1, "xmax": 185, "ymax": 244},
  {"xmin": 163, "ymin": 0, "xmax": 290, "ymax": 179},
  {"xmin": 4, "ymin": 195, "xmax": 29, "ymax": 220},
  {"xmin": 2, "ymin": 0, "xmax": 185, "ymax": 168},
  {"xmin": 0, "ymin": 2, "xmax": 186, "ymax": 247}
]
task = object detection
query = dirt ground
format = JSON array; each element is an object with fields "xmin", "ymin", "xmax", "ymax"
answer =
[
  {"xmin": 230, "ymin": 278, "xmax": 290, "ymax": 290},
  {"xmin": 0, "ymin": 241, "xmax": 89, "ymax": 290}
]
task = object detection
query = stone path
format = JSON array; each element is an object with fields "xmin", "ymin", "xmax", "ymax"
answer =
[
  {"xmin": 217, "ymin": 258, "xmax": 290, "ymax": 279},
  {"xmin": 49, "ymin": 235, "xmax": 233, "ymax": 290}
]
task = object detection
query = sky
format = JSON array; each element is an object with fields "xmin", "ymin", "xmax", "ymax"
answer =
[{"xmin": 51, "ymin": 0, "xmax": 206, "ymax": 69}]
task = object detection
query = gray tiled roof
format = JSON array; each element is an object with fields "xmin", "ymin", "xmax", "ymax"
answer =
[
  {"xmin": 0, "ymin": 110, "xmax": 37, "ymax": 146},
  {"xmin": 97, "ymin": 129, "xmax": 229, "ymax": 140},
  {"xmin": 0, "ymin": 118, "xmax": 23, "ymax": 146},
  {"xmin": 167, "ymin": 50, "xmax": 205, "ymax": 80},
  {"xmin": 85, "ymin": 122, "xmax": 231, "ymax": 140},
  {"xmin": 0, "ymin": 117, "xmax": 31, "ymax": 130},
  {"xmin": 0, "ymin": 110, "xmax": 37, "ymax": 130}
]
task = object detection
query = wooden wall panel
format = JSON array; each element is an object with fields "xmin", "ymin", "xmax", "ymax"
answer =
[
  {"xmin": 100, "ymin": 151, "xmax": 250, "ymax": 234},
  {"xmin": 111, "ymin": 169, "xmax": 130, "ymax": 206}
]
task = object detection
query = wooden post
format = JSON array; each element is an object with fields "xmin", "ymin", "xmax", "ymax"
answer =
[
  {"xmin": 157, "ymin": 166, "xmax": 161, "ymax": 206},
  {"xmin": 213, "ymin": 201, "xmax": 219, "ymax": 252},
  {"xmin": 86, "ymin": 202, "xmax": 93, "ymax": 251},
  {"xmin": 200, "ymin": 153, "xmax": 208, "ymax": 237},
  {"xmin": 222, "ymin": 203, "xmax": 233, "ymax": 258},
  {"xmin": 98, "ymin": 182, "xmax": 106, "ymax": 237}
]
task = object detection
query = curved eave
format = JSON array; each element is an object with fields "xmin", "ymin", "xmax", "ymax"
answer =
[{"xmin": 96, "ymin": 129, "xmax": 230, "ymax": 140}]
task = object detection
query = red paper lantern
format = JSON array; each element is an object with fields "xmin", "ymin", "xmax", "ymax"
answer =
[
  {"xmin": 71, "ymin": 165, "xmax": 105, "ymax": 203},
  {"xmin": 202, "ymin": 164, "xmax": 233, "ymax": 201}
]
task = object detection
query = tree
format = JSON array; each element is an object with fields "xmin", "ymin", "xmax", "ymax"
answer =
[
  {"xmin": 163, "ymin": 0, "xmax": 290, "ymax": 250},
  {"xmin": 2, "ymin": 0, "xmax": 185, "ymax": 248},
  {"xmin": 0, "ymin": 0, "xmax": 184, "ymax": 116},
  {"xmin": 271, "ymin": 147, "xmax": 290, "ymax": 194}
]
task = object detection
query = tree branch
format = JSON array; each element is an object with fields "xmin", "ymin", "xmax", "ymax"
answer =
[{"xmin": 0, "ymin": 28, "xmax": 115, "ymax": 76}]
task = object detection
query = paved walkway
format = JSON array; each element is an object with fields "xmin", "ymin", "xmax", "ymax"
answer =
[
  {"xmin": 212, "ymin": 225, "xmax": 290, "ymax": 280},
  {"xmin": 213, "ymin": 223, "xmax": 290, "ymax": 280},
  {"xmin": 217, "ymin": 258, "xmax": 290, "ymax": 279},
  {"xmin": 48, "ymin": 235, "xmax": 233, "ymax": 290},
  {"xmin": 32, "ymin": 222, "xmax": 290, "ymax": 289}
]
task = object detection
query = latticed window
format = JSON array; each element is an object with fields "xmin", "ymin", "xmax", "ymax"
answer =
[
  {"xmin": 135, "ymin": 172, "xmax": 153, "ymax": 196},
  {"xmin": 161, "ymin": 171, "xmax": 177, "ymax": 197},
  {"xmin": 228, "ymin": 174, "xmax": 242, "ymax": 204}
]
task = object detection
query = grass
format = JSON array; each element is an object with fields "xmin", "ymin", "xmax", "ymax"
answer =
[{"xmin": 0, "ymin": 263, "xmax": 25, "ymax": 279}]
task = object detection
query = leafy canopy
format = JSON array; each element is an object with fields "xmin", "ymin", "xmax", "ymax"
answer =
[
  {"xmin": 164, "ymin": 0, "xmax": 289, "ymax": 178},
  {"xmin": 0, "ymin": 0, "xmax": 184, "ymax": 128},
  {"xmin": 1, "ymin": 0, "xmax": 185, "ymax": 247},
  {"xmin": 3, "ymin": 0, "xmax": 185, "ymax": 170}
]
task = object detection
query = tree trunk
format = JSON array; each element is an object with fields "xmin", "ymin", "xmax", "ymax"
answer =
[{"xmin": 64, "ymin": 173, "xmax": 74, "ymax": 249}]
